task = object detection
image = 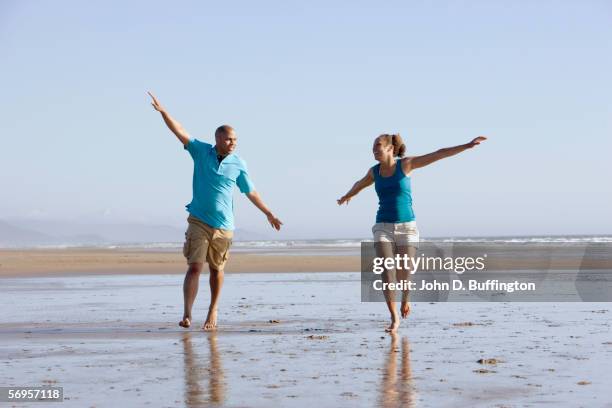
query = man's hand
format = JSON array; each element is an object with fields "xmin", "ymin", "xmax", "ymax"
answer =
[
  {"xmin": 148, "ymin": 91, "xmax": 165, "ymax": 112},
  {"xmin": 147, "ymin": 91, "xmax": 190, "ymax": 145},
  {"xmin": 467, "ymin": 136, "xmax": 487, "ymax": 148},
  {"xmin": 246, "ymin": 191, "xmax": 282, "ymax": 231},
  {"xmin": 266, "ymin": 213, "xmax": 283, "ymax": 231}
]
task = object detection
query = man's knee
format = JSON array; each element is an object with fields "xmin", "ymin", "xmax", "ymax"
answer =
[
  {"xmin": 187, "ymin": 263, "xmax": 204, "ymax": 275},
  {"xmin": 209, "ymin": 267, "xmax": 224, "ymax": 276}
]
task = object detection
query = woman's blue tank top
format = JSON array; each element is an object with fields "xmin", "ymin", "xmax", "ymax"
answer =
[{"xmin": 373, "ymin": 159, "xmax": 415, "ymax": 223}]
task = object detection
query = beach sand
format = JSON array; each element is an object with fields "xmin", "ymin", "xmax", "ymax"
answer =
[
  {"xmin": 1, "ymin": 245, "xmax": 607, "ymax": 278},
  {"xmin": 1, "ymin": 272, "xmax": 611, "ymax": 407},
  {"xmin": 0, "ymin": 248, "xmax": 360, "ymax": 278},
  {"xmin": 1, "ymin": 247, "xmax": 611, "ymax": 406}
]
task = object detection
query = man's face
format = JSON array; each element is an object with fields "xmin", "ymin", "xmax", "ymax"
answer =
[{"xmin": 215, "ymin": 130, "xmax": 237, "ymax": 156}]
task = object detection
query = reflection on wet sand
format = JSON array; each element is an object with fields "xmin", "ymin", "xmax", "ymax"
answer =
[
  {"xmin": 380, "ymin": 334, "xmax": 415, "ymax": 408},
  {"xmin": 182, "ymin": 332, "xmax": 226, "ymax": 407}
]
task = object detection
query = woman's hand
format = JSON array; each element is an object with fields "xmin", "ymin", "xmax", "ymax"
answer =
[
  {"xmin": 337, "ymin": 170, "xmax": 373, "ymax": 206},
  {"xmin": 467, "ymin": 136, "xmax": 487, "ymax": 148},
  {"xmin": 337, "ymin": 195, "xmax": 351, "ymax": 205}
]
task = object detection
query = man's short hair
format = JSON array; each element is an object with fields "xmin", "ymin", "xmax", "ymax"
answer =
[{"xmin": 215, "ymin": 125, "xmax": 234, "ymax": 138}]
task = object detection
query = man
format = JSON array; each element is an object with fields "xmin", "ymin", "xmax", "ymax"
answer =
[{"xmin": 148, "ymin": 91, "xmax": 282, "ymax": 330}]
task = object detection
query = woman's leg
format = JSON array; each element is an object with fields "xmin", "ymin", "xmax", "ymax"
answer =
[
  {"xmin": 395, "ymin": 222, "xmax": 419, "ymax": 319},
  {"xmin": 396, "ymin": 245, "xmax": 417, "ymax": 318},
  {"xmin": 375, "ymin": 239, "xmax": 400, "ymax": 332}
]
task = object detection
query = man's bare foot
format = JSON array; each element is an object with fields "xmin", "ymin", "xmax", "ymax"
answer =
[
  {"xmin": 385, "ymin": 312, "xmax": 400, "ymax": 333},
  {"xmin": 203, "ymin": 308, "xmax": 218, "ymax": 331},
  {"xmin": 400, "ymin": 301, "xmax": 411, "ymax": 319},
  {"xmin": 179, "ymin": 317, "xmax": 191, "ymax": 328}
]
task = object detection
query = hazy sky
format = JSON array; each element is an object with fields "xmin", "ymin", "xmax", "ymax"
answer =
[{"xmin": 1, "ymin": 0, "xmax": 611, "ymax": 238}]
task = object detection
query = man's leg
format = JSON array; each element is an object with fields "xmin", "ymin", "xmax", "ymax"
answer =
[
  {"xmin": 180, "ymin": 262, "xmax": 204, "ymax": 328},
  {"xmin": 204, "ymin": 266, "xmax": 224, "ymax": 330},
  {"xmin": 203, "ymin": 229, "xmax": 232, "ymax": 331}
]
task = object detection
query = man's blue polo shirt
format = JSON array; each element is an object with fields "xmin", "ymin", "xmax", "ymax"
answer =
[{"xmin": 184, "ymin": 139, "xmax": 255, "ymax": 230}]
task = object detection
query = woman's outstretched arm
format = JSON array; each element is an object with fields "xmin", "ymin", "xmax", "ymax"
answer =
[
  {"xmin": 404, "ymin": 136, "xmax": 487, "ymax": 172},
  {"xmin": 337, "ymin": 169, "xmax": 375, "ymax": 205}
]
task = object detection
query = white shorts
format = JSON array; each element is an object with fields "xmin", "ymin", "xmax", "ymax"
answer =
[{"xmin": 372, "ymin": 221, "xmax": 419, "ymax": 248}]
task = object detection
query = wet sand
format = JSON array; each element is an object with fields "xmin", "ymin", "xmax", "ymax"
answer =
[{"xmin": 1, "ymin": 273, "xmax": 611, "ymax": 407}]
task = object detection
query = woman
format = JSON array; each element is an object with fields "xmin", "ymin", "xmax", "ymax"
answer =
[{"xmin": 338, "ymin": 133, "xmax": 487, "ymax": 332}]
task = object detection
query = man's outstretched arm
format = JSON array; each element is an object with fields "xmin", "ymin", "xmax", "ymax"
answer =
[
  {"xmin": 245, "ymin": 191, "xmax": 283, "ymax": 231},
  {"xmin": 148, "ymin": 91, "xmax": 190, "ymax": 146}
]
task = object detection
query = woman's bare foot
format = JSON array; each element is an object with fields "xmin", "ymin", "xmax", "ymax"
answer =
[
  {"xmin": 203, "ymin": 308, "xmax": 218, "ymax": 331},
  {"xmin": 385, "ymin": 311, "xmax": 400, "ymax": 332},
  {"xmin": 179, "ymin": 317, "xmax": 191, "ymax": 328},
  {"xmin": 400, "ymin": 301, "xmax": 411, "ymax": 319}
]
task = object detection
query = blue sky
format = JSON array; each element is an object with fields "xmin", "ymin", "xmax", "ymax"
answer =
[{"xmin": 1, "ymin": 0, "xmax": 611, "ymax": 238}]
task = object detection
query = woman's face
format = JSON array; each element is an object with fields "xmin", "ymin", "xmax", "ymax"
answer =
[{"xmin": 372, "ymin": 137, "xmax": 393, "ymax": 162}]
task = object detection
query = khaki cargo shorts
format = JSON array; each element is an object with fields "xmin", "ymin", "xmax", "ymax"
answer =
[{"xmin": 183, "ymin": 215, "xmax": 233, "ymax": 270}]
